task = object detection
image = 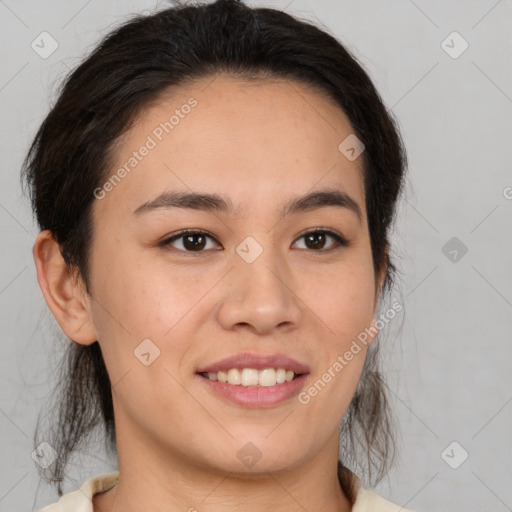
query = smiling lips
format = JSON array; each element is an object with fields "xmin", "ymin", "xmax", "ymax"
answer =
[{"xmin": 196, "ymin": 352, "xmax": 310, "ymax": 407}]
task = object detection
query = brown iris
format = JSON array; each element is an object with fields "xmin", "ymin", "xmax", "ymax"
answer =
[
  {"xmin": 183, "ymin": 233, "xmax": 207, "ymax": 251},
  {"xmin": 304, "ymin": 232, "xmax": 327, "ymax": 250}
]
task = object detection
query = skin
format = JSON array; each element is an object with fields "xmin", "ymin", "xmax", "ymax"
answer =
[{"xmin": 33, "ymin": 73, "xmax": 385, "ymax": 512}]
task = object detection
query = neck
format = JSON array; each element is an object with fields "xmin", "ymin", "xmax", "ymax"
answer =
[{"xmin": 94, "ymin": 430, "xmax": 353, "ymax": 512}]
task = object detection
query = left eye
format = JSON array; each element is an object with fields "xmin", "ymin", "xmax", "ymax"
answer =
[
  {"xmin": 160, "ymin": 229, "xmax": 348, "ymax": 253},
  {"xmin": 293, "ymin": 229, "xmax": 348, "ymax": 251}
]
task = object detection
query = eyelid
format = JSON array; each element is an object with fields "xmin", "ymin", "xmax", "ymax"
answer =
[{"xmin": 295, "ymin": 226, "xmax": 348, "ymax": 243}]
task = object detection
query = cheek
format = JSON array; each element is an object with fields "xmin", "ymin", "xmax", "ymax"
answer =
[
  {"xmin": 330, "ymin": 278, "xmax": 375, "ymax": 340},
  {"xmin": 306, "ymin": 255, "xmax": 377, "ymax": 342},
  {"xmin": 89, "ymin": 247, "xmax": 217, "ymax": 375},
  {"xmin": 298, "ymin": 255, "xmax": 376, "ymax": 408}
]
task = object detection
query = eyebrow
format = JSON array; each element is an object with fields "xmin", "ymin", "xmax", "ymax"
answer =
[{"xmin": 133, "ymin": 188, "xmax": 362, "ymax": 222}]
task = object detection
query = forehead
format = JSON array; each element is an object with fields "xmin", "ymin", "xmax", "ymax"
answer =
[{"xmin": 95, "ymin": 73, "xmax": 366, "ymax": 221}]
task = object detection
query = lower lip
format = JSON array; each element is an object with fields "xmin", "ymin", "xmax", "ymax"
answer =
[{"xmin": 197, "ymin": 374, "xmax": 309, "ymax": 408}]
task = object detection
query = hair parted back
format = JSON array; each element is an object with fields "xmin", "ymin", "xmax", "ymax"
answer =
[{"xmin": 22, "ymin": 0, "xmax": 407, "ymax": 498}]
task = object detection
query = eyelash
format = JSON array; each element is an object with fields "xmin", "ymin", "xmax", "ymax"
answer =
[{"xmin": 159, "ymin": 228, "xmax": 349, "ymax": 254}]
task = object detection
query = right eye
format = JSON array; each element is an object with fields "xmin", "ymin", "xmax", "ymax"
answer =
[{"xmin": 159, "ymin": 229, "xmax": 222, "ymax": 253}]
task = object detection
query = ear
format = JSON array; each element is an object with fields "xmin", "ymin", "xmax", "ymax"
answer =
[
  {"xmin": 367, "ymin": 247, "xmax": 389, "ymax": 346},
  {"xmin": 32, "ymin": 230, "xmax": 97, "ymax": 345}
]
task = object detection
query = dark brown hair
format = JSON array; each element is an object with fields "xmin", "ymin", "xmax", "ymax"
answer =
[{"xmin": 22, "ymin": 0, "xmax": 407, "ymax": 498}]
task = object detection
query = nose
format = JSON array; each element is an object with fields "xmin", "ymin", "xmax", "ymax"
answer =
[{"xmin": 216, "ymin": 244, "xmax": 303, "ymax": 335}]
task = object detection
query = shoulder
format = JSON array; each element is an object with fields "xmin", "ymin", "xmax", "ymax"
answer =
[
  {"xmin": 353, "ymin": 487, "xmax": 415, "ymax": 512},
  {"xmin": 38, "ymin": 471, "xmax": 119, "ymax": 512},
  {"xmin": 348, "ymin": 471, "xmax": 415, "ymax": 512}
]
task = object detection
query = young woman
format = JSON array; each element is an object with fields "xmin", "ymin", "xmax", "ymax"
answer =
[{"xmin": 24, "ymin": 1, "xmax": 410, "ymax": 510}]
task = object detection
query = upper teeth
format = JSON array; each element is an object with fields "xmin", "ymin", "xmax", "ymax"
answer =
[{"xmin": 205, "ymin": 368, "xmax": 296, "ymax": 387}]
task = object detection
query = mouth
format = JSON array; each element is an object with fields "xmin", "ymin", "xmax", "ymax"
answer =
[{"xmin": 196, "ymin": 352, "xmax": 310, "ymax": 408}]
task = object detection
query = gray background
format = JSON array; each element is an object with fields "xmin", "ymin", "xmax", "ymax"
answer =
[{"xmin": 1, "ymin": 0, "xmax": 511, "ymax": 511}]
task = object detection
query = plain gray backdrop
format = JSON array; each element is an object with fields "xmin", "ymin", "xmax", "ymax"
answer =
[{"xmin": 1, "ymin": 0, "xmax": 511, "ymax": 511}]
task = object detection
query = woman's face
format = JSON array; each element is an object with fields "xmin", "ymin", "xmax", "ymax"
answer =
[{"xmin": 86, "ymin": 74, "xmax": 382, "ymax": 475}]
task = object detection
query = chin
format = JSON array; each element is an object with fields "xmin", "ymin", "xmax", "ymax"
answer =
[{"xmin": 202, "ymin": 438, "xmax": 306, "ymax": 476}]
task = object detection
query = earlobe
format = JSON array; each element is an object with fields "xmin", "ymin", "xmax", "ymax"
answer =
[{"xmin": 32, "ymin": 230, "xmax": 97, "ymax": 345}]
